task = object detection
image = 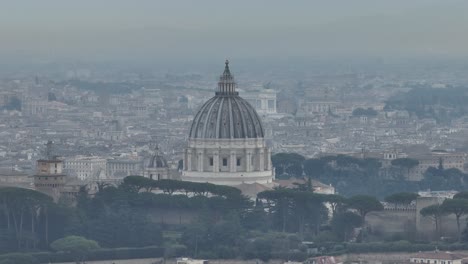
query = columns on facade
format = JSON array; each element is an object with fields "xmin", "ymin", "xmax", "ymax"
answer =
[
  {"xmin": 186, "ymin": 149, "xmax": 192, "ymax": 171},
  {"xmin": 259, "ymin": 149, "xmax": 265, "ymax": 171},
  {"xmin": 230, "ymin": 151, "xmax": 236, "ymax": 172},
  {"xmin": 246, "ymin": 151, "xmax": 252, "ymax": 172},
  {"xmin": 198, "ymin": 150, "xmax": 204, "ymax": 172},
  {"xmin": 266, "ymin": 148, "xmax": 271, "ymax": 170},
  {"xmin": 213, "ymin": 150, "xmax": 219, "ymax": 172}
]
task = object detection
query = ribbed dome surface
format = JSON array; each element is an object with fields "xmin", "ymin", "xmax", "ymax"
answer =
[
  {"xmin": 148, "ymin": 154, "xmax": 167, "ymax": 168},
  {"xmin": 147, "ymin": 146, "xmax": 167, "ymax": 168},
  {"xmin": 189, "ymin": 60, "xmax": 265, "ymax": 139},
  {"xmin": 189, "ymin": 95, "xmax": 264, "ymax": 139}
]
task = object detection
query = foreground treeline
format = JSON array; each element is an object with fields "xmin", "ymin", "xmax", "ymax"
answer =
[
  {"xmin": 272, "ymin": 153, "xmax": 468, "ymax": 198},
  {"xmin": 3, "ymin": 177, "xmax": 468, "ymax": 263}
]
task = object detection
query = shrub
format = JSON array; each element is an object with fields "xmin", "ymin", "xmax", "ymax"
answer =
[
  {"xmin": 0, "ymin": 253, "xmax": 36, "ymax": 264},
  {"xmin": 30, "ymin": 246, "xmax": 164, "ymax": 263}
]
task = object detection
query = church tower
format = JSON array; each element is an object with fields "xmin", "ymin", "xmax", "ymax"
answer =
[{"xmin": 33, "ymin": 141, "xmax": 67, "ymax": 201}]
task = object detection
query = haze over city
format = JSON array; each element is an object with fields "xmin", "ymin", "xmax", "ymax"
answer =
[{"xmin": 2, "ymin": 2, "xmax": 468, "ymax": 264}]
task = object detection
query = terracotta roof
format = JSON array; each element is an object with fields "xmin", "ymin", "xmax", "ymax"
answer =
[{"xmin": 412, "ymin": 252, "xmax": 468, "ymax": 260}]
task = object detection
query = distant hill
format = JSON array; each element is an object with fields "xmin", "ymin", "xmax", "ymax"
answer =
[{"xmin": 384, "ymin": 85, "xmax": 468, "ymax": 123}]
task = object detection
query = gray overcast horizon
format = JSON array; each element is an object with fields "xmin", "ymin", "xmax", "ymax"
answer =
[{"xmin": 1, "ymin": 0, "xmax": 468, "ymax": 64}]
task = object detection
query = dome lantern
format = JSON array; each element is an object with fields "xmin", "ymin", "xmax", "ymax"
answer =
[{"xmin": 216, "ymin": 60, "xmax": 238, "ymax": 96}]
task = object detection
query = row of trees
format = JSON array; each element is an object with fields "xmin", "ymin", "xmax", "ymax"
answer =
[
  {"xmin": 352, "ymin": 107, "xmax": 378, "ymax": 117},
  {"xmin": 0, "ymin": 188, "xmax": 53, "ymax": 251},
  {"xmin": 272, "ymin": 153, "xmax": 468, "ymax": 198},
  {"xmin": 4, "ymin": 176, "xmax": 468, "ymax": 261},
  {"xmin": 180, "ymin": 184, "xmax": 385, "ymax": 259},
  {"xmin": 0, "ymin": 177, "xmax": 251, "ymax": 254},
  {"xmin": 272, "ymin": 153, "xmax": 422, "ymax": 197},
  {"xmin": 420, "ymin": 192, "xmax": 468, "ymax": 241},
  {"xmin": 123, "ymin": 176, "xmax": 241, "ymax": 197}
]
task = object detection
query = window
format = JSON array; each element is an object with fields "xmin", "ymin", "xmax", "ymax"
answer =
[
  {"xmin": 268, "ymin": 100, "xmax": 275, "ymax": 109},
  {"xmin": 223, "ymin": 158, "xmax": 228, "ymax": 166},
  {"xmin": 209, "ymin": 157, "xmax": 214, "ymax": 166},
  {"xmin": 237, "ymin": 158, "xmax": 241, "ymax": 166}
]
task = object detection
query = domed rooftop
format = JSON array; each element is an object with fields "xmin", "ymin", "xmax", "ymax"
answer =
[
  {"xmin": 147, "ymin": 146, "xmax": 167, "ymax": 168},
  {"xmin": 189, "ymin": 61, "xmax": 264, "ymax": 139}
]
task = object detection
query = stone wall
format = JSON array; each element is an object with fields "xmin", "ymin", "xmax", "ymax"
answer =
[
  {"xmin": 367, "ymin": 197, "xmax": 466, "ymax": 240},
  {"xmin": 367, "ymin": 208, "xmax": 416, "ymax": 238}
]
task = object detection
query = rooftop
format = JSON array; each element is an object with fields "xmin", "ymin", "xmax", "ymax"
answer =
[{"xmin": 411, "ymin": 251, "xmax": 468, "ymax": 260}]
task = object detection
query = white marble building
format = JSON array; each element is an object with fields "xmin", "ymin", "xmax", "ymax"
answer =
[
  {"xmin": 242, "ymin": 86, "xmax": 277, "ymax": 115},
  {"xmin": 182, "ymin": 61, "xmax": 274, "ymax": 186},
  {"xmin": 64, "ymin": 156, "xmax": 107, "ymax": 181}
]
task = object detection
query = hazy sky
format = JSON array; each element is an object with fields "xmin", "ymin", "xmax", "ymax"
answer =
[{"xmin": 1, "ymin": 1, "xmax": 468, "ymax": 63}]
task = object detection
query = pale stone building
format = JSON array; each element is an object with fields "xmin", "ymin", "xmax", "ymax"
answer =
[
  {"xmin": 64, "ymin": 156, "xmax": 107, "ymax": 181},
  {"xmin": 408, "ymin": 151, "xmax": 466, "ymax": 181},
  {"xmin": 106, "ymin": 159, "xmax": 142, "ymax": 179},
  {"xmin": 242, "ymin": 86, "xmax": 277, "ymax": 115},
  {"xmin": 410, "ymin": 252, "xmax": 467, "ymax": 264},
  {"xmin": 182, "ymin": 61, "xmax": 274, "ymax": 186}
]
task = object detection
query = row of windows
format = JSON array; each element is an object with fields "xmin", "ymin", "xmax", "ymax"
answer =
[
  {"xmin": 209, "ymin": 157, "xmax": 242, "ymax": 167},
  {"xmin": 37, "ymin": 177, "xmax": 60, "ymax": 181},
  {"xmin": 36, "ymin": 184, "xmax": 63, "ymax": 188},
  {"xmin": 109, "ymin": 164, "xmax": 136, "ymax": 169},
  {"xmin": 413, "ymin": 259, "xmax": 452, "ymax": 264}
]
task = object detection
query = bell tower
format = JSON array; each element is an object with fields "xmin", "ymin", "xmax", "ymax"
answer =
[{"xmin": 33, "ymin": 141, "xmax": 67, "ymax": 201}]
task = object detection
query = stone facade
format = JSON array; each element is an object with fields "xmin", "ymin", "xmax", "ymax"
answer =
[{"xmin": 182, "ymin": 138, "xmax": 273, "ymax": 185}]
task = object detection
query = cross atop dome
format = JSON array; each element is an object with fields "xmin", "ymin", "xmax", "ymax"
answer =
[
  {"xmin": 223, "ymin": 60, "xmax": 231, "ymax": 75},
  {"xmin": 217, "ymin": 59, "xmax": 238, "ymax": 96}
]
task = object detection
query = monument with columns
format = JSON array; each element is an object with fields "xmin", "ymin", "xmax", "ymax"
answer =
[{"xmin": 181, "ymin": 61, "xmax": 274, "ymax": 186}]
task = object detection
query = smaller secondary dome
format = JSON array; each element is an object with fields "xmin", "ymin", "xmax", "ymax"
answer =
[
  {"xmin": 189, "ymin": 61, "xmax": 264, "ymax": 139},
  {"xmin": 147, "ymin": 146, "xmax": 167, "ymax": 168}
]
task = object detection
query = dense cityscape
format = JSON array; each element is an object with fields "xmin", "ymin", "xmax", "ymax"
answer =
[{"xmin": 2, "ymin": 1, "xmax": 468, "ymax": 264}]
